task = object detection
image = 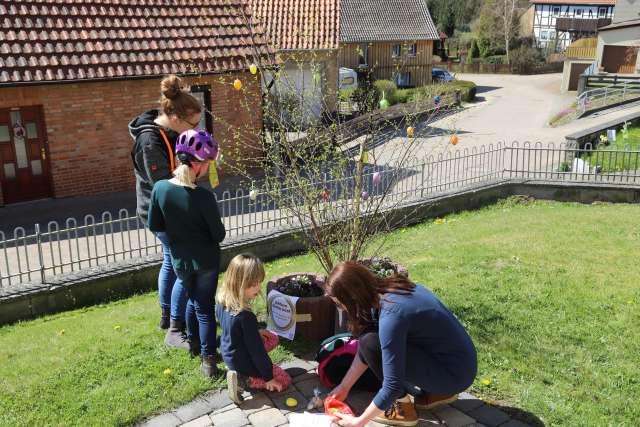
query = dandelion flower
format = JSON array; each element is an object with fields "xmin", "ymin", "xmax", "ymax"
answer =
[
  {"xmin": 163, "ymin": 368, "xmax": 172, "ymax": 375},
  {"xmin": 57, "ymin": 329, "xmax": 65, "ymax": 336},
  {"xmin": 481, "ymin": 378, "xmax": 491, "ymax": 386},
  {"xmin": 114, "ymin": 325, "xmax": 121, "ymax": 331}
]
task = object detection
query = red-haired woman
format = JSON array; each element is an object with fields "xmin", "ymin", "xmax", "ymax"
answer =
[{"xmin": 325, "ymin": 262, "xmax": 477, "ymax": 427}]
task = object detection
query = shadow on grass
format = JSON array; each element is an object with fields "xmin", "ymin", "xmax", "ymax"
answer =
[{"xmin": 498, "ymin": 404, "xmax": 547, "ymax": 426}]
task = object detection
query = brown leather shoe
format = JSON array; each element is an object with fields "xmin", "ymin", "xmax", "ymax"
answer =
[
  {"xmin": 373, "ymin": 400, "xmax": 418, "ymax": 426},
  {"xmin": 414, "ymin": 393, "xmax": 458, "ymax": 410}
]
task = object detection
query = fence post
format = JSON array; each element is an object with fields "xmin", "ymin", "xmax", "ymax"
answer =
[
  {"xmin": 420, "ymin": 163, "xmax": 425, "ymax": 198},
  {"xmin": 35, "ymin": 223, "xmax": 45, "ymax": 284}
]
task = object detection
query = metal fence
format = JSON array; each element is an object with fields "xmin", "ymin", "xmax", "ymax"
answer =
[
  {"xmin": 2, "ymin": 142, "xmax": 639, "ymax": 288},
  {"xmin": 576, "ymin": 81, "xmax": 640, "ymax": 117}
]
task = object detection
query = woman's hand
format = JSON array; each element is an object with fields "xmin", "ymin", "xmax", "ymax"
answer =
[
  {"xmin": 258, "ymin": 329, "xmax": 271, "ymax": 339},
  {"xmin": 329, "ymin": 383, "xmax": 351, "ymax": 402},
  {"xmin": 334, "ymin": 412, "xmax": 364, "ymax": 427},
  {"xmin": 264, "ymin": 379, "xmax": 284, "ymax": 392}
]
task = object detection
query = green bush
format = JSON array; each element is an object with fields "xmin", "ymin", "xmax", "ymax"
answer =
[
  {"xmin": 352, "ymin": 86, "xmax": 380, "ymax": 112},
  {"xmin": 483, "ymin": 55, "xmax": 506, "ymax": 64},
  {"xmin": 382, "ymin": 80, "xmax": 477, "ymax": 106},
  {"xmin": 339, "ymin": 88, "xmax": 355, "ymax": 102},
  {"xmin": 510, "ymin": 45, "xmax": 545, "ymax": 73},
  {"xmin": 469, "ymin": 39, "xmax": 480, "ymax": 59},
  {"xmin": 373, "ymin": 79, "xmax": 398, "ymax": 104}
]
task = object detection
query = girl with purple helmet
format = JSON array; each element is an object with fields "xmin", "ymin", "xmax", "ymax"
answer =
[{"xmin": 148, "ymin": 128, "xmax": 226, "ymax": 378}]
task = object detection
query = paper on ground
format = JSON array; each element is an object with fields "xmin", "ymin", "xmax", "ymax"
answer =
[{"xmin": 289, "ymin": 412, "xmax": 337, "ymax": 427}]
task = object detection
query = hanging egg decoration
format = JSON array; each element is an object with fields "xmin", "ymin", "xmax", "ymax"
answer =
[
  {"xmin": 372, "ymin": 172, "xmax": 381, "ymax": 185},
  {"xmin": 407, "ymin": 126, "xmax": 414, "ymax": 138},
  {"xmin": 450, "ymin": 135, "xmax": 459, "ymax": 146},
  {"xmin": 322, "ymin": 190, "xmax": 329, "ymax": 201},
  {"xmin": 434, "ymin": 95, "xmax": 441, "ymax": 105},
  {"xmin": 233, "ymin": 79, "xmax": 242, "ymax": 90},
  {"xmin": 216, "ymin": 153, "xmax": 224, "ymax": 166},
  {"xmin": 249, "ymin": 64, "xmax": 258, "ymax": 75},
  {"xmin": 249, "ymin": 189, "xmax": 258, "ymax": 201},
  {"xmin": 379, "ymin": 98, "xmax": 390, "ymax": 109},
  {"xmin": 361, "ymin": 191, "xmax": 369, "ymax": 200}
]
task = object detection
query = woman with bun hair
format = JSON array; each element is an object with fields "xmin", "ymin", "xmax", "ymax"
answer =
[{"xmin": 129, "ymin": 75, "xmax": 203, "ymax": 347}]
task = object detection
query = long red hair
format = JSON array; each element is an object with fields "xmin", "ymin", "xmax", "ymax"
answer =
[{"xmin": 325, "ymin": 261, "xmax": 415, "ymax": 334}]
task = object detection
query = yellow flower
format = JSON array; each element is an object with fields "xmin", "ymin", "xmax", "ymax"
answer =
[
  {"xmin": 58, "ymin": 329, "xmax": 65, "ymax": 336},
  {"xmin": 163, "ymin": 368, "xmax": 172, "ymax": 375},
  {"xmin": 627, "ymin": 300, "xmax": 633, "ymax": 305},
  {"xmin": 434, "ymin": 218, "xmax": 446, "ymax": 225},
  {"xmin": 481, "ymin": 378, "xmax": 491, "ymax": 386},
  {"xmin": 113, "ymin": 325, "xmax": 121, "ymax": 331}
]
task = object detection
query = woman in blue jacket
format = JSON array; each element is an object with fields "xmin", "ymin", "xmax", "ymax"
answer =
[{"xmin": 325, "ymin": 262, "xmax": 477, "ymax": 427}]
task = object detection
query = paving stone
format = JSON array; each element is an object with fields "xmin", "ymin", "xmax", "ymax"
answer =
[
  {"xmin": 467, "ymin": 405, "xmax": 510, "ymax": 427},
  {"xmin": 417, "ymin": 409, "xmax": 445, "ymax": 425},
  {"xmin": 294, "ymin": 377, "xmax": 330, "ymax": 399},
  {"xmin": 279, "ymin": 358, "xmax": 317, "ymax": 377},
  {"xmin": 247, "ymin": 407, "xmax": 288, "ymax": 427},
  {"xmin": 210, "ymin": 403, "xmax": 236, "ymax": 415},
  {"xmin": 174, "ymin": 398, "xmax": 217, "ymax": 423},
  {"xmin": 179, "ymin": 415, "xmax": 213, "ymax": 427},
  {"xmin": 209, "ymin": 407, "xmax": 249, "ymax": 427},
  {"xmin": 201, "ymin": 390, "xmax": 233, "ymax": 412},
  {"xmin": 239, "ymin": 392, "xmax": 273, "ymax": 415},
  {"xmin": 500, "ymin": 420, "xmax": 531, "ymax": 427},
  {"xmin": 291, "ymin": 372, "xmax": 319, "ymax": 384},
  {"xmin": 268, "ymin": 389, "xmax": 309, "ymax": 414},
  {"xmin": 140, "ymin": 412, "xmax": 182, "ymax": 427},
  {"xmin": 451, "ymin": 393, "xmax": 485, "ymax": 413},
  {"xmin": 432, "ymin": 405, "xmax": 475, "ymax": 427}
]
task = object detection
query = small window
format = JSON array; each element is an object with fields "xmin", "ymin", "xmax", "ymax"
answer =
[
  {"xmin": 0, "ymin": 125, "xmax": 9, "ymax": 142},
  {"xmin": 540, "ymin": 31, "xmax": 548, "ymax": 40},
  {"xmin": 392, "ymin": 44, "xmax": 401, "ymax": 58},
  {"xmin": 395, "ymin": 72, "xmax": 411, "ymax": 87},
  {"xmin": 575, "ymin": 9, "xmax": 582, "ymax": 16},
  {"xmin": 407, "ymin": 44, "xmax": 417, "ymax": 57},
  {"xmin": 190, "ymin": 85, "xmax": 212, "ymax": 133},
  {"xmin": 341, "ymin": 77, "xmax": 354, "ymax": 85},
  {"xmin": 548, "ymin": 31, "xmax": 555, "ymax": 40},
  {"xmin": 553, "ymin": 7, "xmax": 560, "ymax": 16},
  {"xmin": 3, "ymin": 163, "xmax": 16, "ymax": 179},
  {"xmin": 598, "ymin": 7, "xmax": 606, "ymax": 17},
  {"xmin": 358, "ymin": 44, "xmax": 368, "ymax": 66}
]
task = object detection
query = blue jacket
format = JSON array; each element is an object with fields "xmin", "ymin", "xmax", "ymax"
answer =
[
  {"xmin": 215, "ymin": 304, "xmax": 273, "ymax": 381},
  {"xmin": 373, "ymin": 285, "xmax": 477, "ymax": 410}
]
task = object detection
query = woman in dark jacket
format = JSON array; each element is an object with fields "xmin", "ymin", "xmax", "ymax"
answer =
[
  {"xmin": 129, "ymin": 75, "xmax": 202, "ymax": 348},
  {"xmin": 325, "ymin": 262, "xmax": 477, "ymax": 427}
]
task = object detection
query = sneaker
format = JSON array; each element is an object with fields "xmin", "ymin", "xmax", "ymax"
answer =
[
  {"xmin": 373, "ymin": 400, "xmax": 418, "ymax": 426},
  {"xmin": 414, "ymin": 393, "xmax": 458, "ymax": 410},
  {"xmin": 227, "ymin": 370, "xmax": 249, "ymax": 404}
]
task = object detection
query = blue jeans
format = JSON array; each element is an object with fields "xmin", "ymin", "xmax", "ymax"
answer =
[
  {"xmin": 177, "ymin": 269, "xmax": 218, "ymax": 357},
  {"xmin": 154, "ymin": 232, "xmax": 187, "ymax": 322}
]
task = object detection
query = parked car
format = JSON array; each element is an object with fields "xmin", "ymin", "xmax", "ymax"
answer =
[
  {"xmin": 339, "ymin": 67, "xmax": 358, "ymax": 90},
  {"xmin": 432, "ymin": 67, "xmax": 455, "ymax": 83}
]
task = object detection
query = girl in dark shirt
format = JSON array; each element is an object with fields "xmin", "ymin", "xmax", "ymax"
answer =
[
  {"xmin": 148, "ymin": 128, "xmax": 225, "ymax": 378},
  {"xmin": 215, "ymin": 254, "xmax": 291, "ymax": 403}
]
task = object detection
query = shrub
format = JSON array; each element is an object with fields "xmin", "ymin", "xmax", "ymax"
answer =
[
  {"xmin": 352, "ymin": 85, "xmax": 380, "ymax": 112},
  {"xmin": 339, "ymin": 88, "xmax": 355, "ymax": 102},
  {"xmin": 373, "ymin": 79, "xmax": 398, "ymax": 104},
  {"xmin": 469, "ymin": 39, "xmax": 480, "ymax": 59},
  {"xmin": 510, "ymin": 45, "xmax": 545, "ymax": 73}
]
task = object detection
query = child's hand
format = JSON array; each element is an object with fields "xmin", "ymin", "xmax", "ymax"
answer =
[
  {"xmin": 258, "ymin": 329, "xmax": 271, "ymax": 339},
  {"xmin": 265, "ymin": 378, "xmax": 284, "ymax": 392}
]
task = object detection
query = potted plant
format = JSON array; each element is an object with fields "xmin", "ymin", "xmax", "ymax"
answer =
[
  {"xmin": 359, "ymin": 256, "xmax": 408, "ymax": 278},
  {"xmin": 266, "ymin": 273, "xmax": 335, "ymax": 341}
]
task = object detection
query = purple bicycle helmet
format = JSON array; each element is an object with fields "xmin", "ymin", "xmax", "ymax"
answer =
[{"xmin": 176, "ymin": 128, "xmax": 218, "ymax": 161}]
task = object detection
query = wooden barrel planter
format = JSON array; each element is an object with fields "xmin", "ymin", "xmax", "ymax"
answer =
[
  {"xmin": 266, "ymin": 273, "xmax": 335, "ymax": 342},
  {"xmin": 335, "ymin": 257, "xmax": 409, "ymax": 333}
]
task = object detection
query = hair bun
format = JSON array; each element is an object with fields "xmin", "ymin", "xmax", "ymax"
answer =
[{"xmin": 160, "ymin": 75, "xmax": 183, "ymax": 100}]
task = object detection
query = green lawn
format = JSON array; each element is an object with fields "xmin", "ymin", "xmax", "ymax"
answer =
[
  {"xmin": 583, "ymin": 125, "xmax": 640, "ymax": 172},
  {"xmin": 1, "ymin": 198, "xmax": 639, "ymax": 426}
]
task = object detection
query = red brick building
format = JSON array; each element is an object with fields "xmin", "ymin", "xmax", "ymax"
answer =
[{"xmin": 0, "ymin": 0, "xmax": 273, "ymax": 206}]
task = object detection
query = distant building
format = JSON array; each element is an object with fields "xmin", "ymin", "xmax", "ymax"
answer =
[{"xmin": 526, "ymin": 0, "xmax": 615, "ymax": 51}]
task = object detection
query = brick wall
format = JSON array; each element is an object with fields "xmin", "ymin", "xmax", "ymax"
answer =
[{"xmin": 0, "ymin": 72, "xmax": 263, "ymax": 205}]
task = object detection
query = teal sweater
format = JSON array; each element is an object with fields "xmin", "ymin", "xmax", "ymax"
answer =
[{"xmin": 148, "ymin": 180, "xmax": 226, "ymax": 273}]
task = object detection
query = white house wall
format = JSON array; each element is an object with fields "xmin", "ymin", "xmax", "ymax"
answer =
[{"xmin": 532, "ymin": 3, "xmax": 614, "ymax": 50}]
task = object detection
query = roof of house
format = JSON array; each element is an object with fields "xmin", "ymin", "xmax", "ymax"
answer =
[
  {"xmin": 598, "ymin": 18, "xmax": 640, "ymax": 31},
  {"xmin": 529, "ymin": 0, "xmax": 615, "ymax": 5},
  {"xmin": 0, "ymin": 0, "xmax": 274, "ymax": 86},
  {"xmin": 340, "ymin": 0, "xmax": 439, "ymax": 43},
  {"xmin": 250, "ymin": 0, "xmax": 339, "ymax": 50}
]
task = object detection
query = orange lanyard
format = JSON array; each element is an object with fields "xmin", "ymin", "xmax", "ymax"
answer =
[{"xmin": 158, "ymin": 128, "xmax": 175, "ymax": 171}]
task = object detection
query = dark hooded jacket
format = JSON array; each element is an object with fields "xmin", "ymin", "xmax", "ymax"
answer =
[{"xmin": 129, "ymin": 110, "xmax": 179, "ymax": 225}]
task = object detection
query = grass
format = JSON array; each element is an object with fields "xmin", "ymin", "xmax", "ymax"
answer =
[
  {"xmin": 582, "ymin": 125, "xmax": 640, "ymax": 172},
  {"xmin": 2, "ymin": 198, "xmax": 640, "ymax": 426}
]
